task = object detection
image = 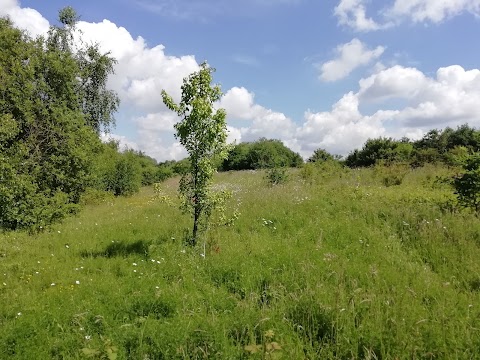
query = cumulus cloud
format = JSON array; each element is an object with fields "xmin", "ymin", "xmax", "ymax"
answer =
[
  {"xmin": 220, "ymin": 87, "xmax": 297, "ymax": 143},
  {"xmin": 0, "ymin": 0, "xmax": 49, "ymax": 37},
  {"xmin": 318, "ymin": 38, "xmax": 385, "ymax": 82},
  {"xmin": 360, "ymin": 65, "xmax": 480, "ymax": 127},
  {"xmin": 298, "ymin": 64, "xmax": 480, "ymax": 157},
  {"xmin": 76, "ymin": 20, "xmax": 199, "ymax": 112},
  {"xmin": 334, "ymin": 0, "xmax": 385, "ymax": 32}
]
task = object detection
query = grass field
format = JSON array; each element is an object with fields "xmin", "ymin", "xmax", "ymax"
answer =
[{"xmin": 1, "ymin": 164, "xmax": 480, "ymax": 359}]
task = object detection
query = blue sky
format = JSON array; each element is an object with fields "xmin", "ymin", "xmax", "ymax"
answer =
[{"xmin": 2, "ymin": 0, "xmax": 480, "ymax": 160}]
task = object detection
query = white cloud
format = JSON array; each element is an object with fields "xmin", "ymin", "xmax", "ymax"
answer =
[
  {"xmin": 100, "ymin": 133, "xmax": 140, "ymax": 151},
  {"xmin": 220, "ymin": 87, "xmax": 297, "ymax": 143},
  {"xmin": 298, "ymin": 64, "xmax": 480, "ymax": 157},
  {"xmin": 358, "ymin": 65, "xmax": 480, "ymax": 127},
  {"xmin": 334, "ymin": 0, "xmax": 385, "ymax": 32},
  {"xmin": 76, "ymin": 20, "xmax": 199, "ymax": 113},
  {"xmin": 387, "ymin": 0, "xmax": 480, "ymax": 23},
  {"xmin": 335, "ymin": 0, "xmax": 480, "ymax": 32},
  {"xmin": 0, "ymin": 0, "xmax": 49, "ymax": 37},
  {"xmin": 318, "ymin": 38, "xmax": 385, "ymax": 82},
  {"xmin": 296, "ymin": 92, "xmax": 387, "ymax": 156}
]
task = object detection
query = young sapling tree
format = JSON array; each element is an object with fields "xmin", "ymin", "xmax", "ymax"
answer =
[{"xmin": 161, "ymin": 62, "xmax": 230, "ymax": 246}]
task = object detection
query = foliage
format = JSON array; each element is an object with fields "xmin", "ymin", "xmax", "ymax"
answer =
[
  {"xmin": 223, "ymin": 138, "xmax": 303, "ymax": 171},
  {"xmin": 89, "ymin": 141, "xmax": 146, "ymax": 197},
  {"xmin": 345, "ymin": 137, "xmax": 412, "ymax": 167},
  {"xmin": 265, "ymin": 167, "xmax": 289, "ymax": 186},
  {"xmin": 47, "ymin": 7, "xmax": 119, "ymax": 133},
  {"xmin": 453, "ymin": 153, "xmax": 480, "ymax": 212},
  {"xmin": 345, "ymin": 125, "xmax": 480, "ymax": 168},
  {"xmin": 308, "ymin": 148, "xmax": 337, "ymax": 163},
  {"xmin": 0, "ymin": 7, "xmax": 121, "ymax": 231},
  {"xmin": 162, "ymin": 62, "xmax": 230, "ymax": 245},
  {"xmin": 0, "ymin": 17, "xmax": 105, "ymax": 230}
]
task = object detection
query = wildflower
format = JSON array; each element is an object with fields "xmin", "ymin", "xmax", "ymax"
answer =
[
  {"xmin": 57, "ymin": 230, "xmax": 61, "ymax": 233},
  {"xmin": 75, "ymin": 280, "xmax": 80, "ymax": 285},
  {"xmin": 17, "ymin": 312, "xmax": 22, "ymax": 316},
  {"xmin": 2, "ymin": 282, "xmax": 6, "ymax": 286},
  {"xmin": 85, "ymin": 335, "xmax": 91, "ymax": 340},
  {"xmin": 132, "ymin": 263, "xmax": 137, "ymax": 266},
  {"xmin": 65, "ymin": 245, "xmax": 69, "ymax": 249},
  {"xmin": 133, "ymin": 270, "xmax": 137, "ymax": 273}
]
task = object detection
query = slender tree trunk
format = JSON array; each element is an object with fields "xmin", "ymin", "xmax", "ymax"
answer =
[
  {"xmin": 192, "ymin": 205, "xmax": 200, "ymax": 246},
  {"xmin": 191, "ymin": 160, "xmax": 200, "ymax": 245}
]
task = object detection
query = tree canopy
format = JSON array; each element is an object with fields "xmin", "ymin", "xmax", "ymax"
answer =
[
  {"xmin": 0, "ymin": 9, "xmax": 120, "ymax": 230},
  {"xmin": 162, "ymin": 62, "xmax": 230, "ymax": 244}
]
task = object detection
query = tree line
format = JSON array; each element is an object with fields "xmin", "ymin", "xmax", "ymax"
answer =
[{"xmin": 342, "ymin": 124, "xmax": 480, "ymax": 168}]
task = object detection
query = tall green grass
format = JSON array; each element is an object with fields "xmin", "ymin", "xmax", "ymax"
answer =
[{"xmin": 1, "ymin": 165, "xmax": 479, "ymax": 359}]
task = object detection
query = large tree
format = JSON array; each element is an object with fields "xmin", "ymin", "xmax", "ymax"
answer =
[
  {"xmin": 47, "ymin": 7, "xmax": 119, "ymax": 133},
  {"xmin": 162, "ymin": 62, "xmax": 229, "ymax": 245},
  {"xmin": 0, "ymin": 8, "xmax": 120, "ymax": 230}
]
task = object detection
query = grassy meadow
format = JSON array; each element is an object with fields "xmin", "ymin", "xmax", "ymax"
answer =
[{"xmin": 1, "ymin": 164, "xmax": 480, "ymax": 359}]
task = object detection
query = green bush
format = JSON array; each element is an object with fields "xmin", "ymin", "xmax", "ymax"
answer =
[
  {"xmin": 103, "ymin": 152, "xmax": 142, "ymax": 196},
  {"xmin": 0, "ymin": 19, "xmax": 103, "ymax": 230},
  {"xmin": 223, "ymin": 138, "xmax": 303, "ymax": 171},
  {"xmin": 265, "ymin": 167, "xmax": 288, "ymax": 186},
  {"xmin": 453, "ymin": 153, "xmax": 480, "ymax": 212}
]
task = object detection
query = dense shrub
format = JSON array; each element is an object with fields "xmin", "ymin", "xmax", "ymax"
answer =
[
  {"xmin": 453, "ymin": 153, "xmax": 480, "ymax": 212},
  {"xmin": 0, "ymin": 18, "xmax": 104, "ymax": 230},
  {"xmin": 308, "ymin": 148, "xmax": 337, "ymax": 163},
  {"xmin": 223, "ymin": 138, "xmax": 303, "ymax": 171},
  {"xmin": 265, "ymin": 167, "xmax": 289, "ymax": 185}
]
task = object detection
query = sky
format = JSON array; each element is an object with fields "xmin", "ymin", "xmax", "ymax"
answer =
[{"xmin": 1, "ymin": 0, "xmax": 480, "ymax": 161}]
